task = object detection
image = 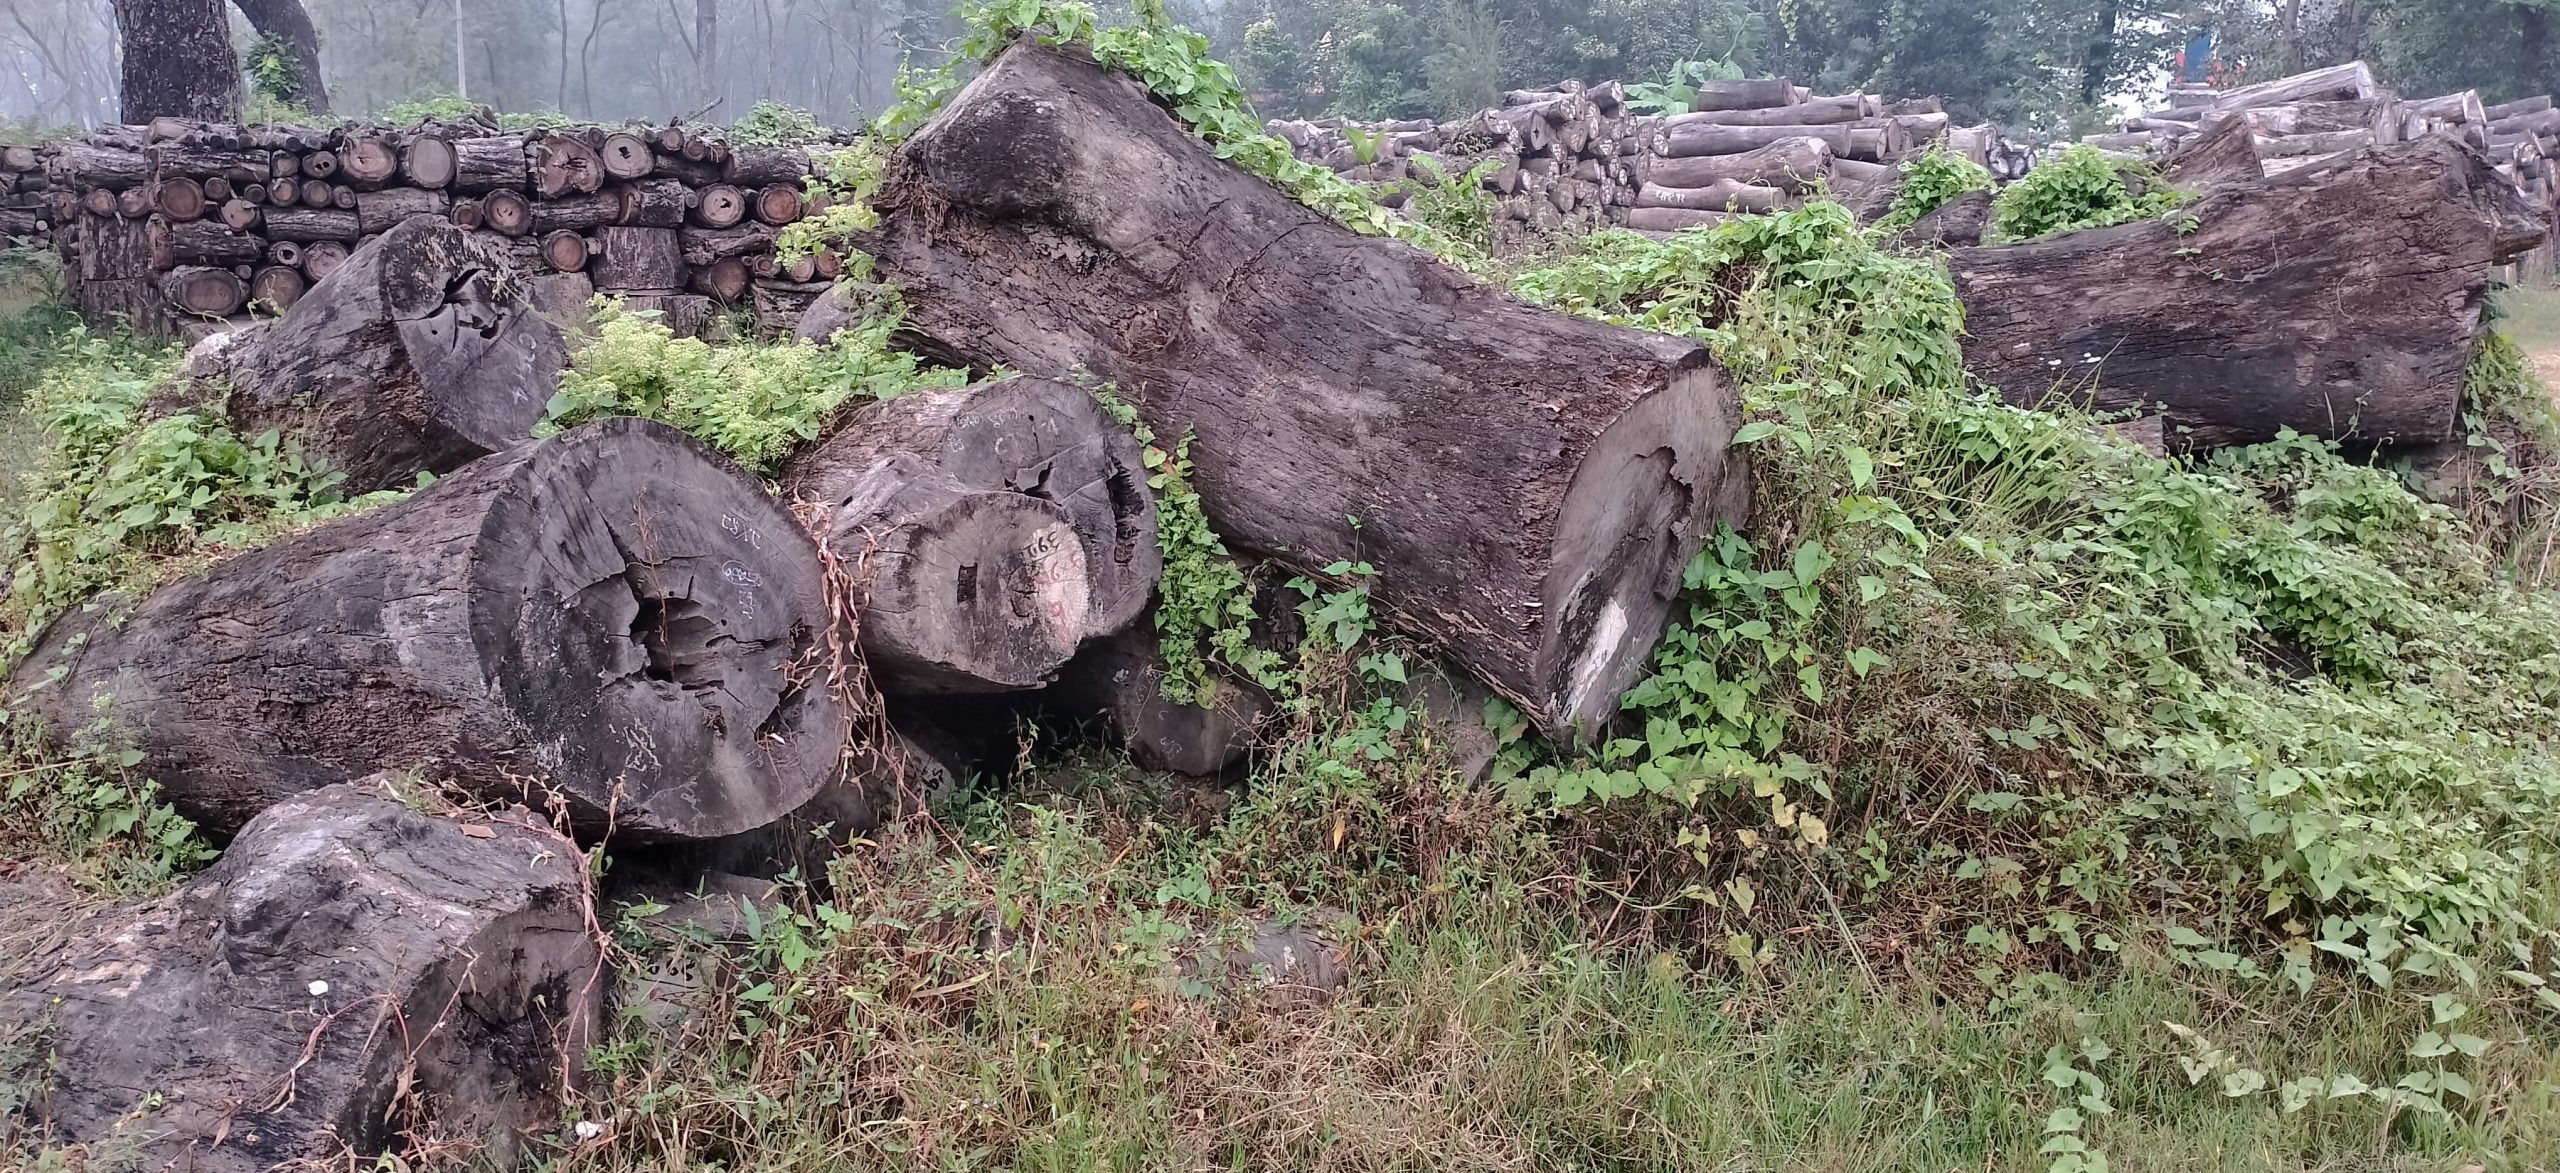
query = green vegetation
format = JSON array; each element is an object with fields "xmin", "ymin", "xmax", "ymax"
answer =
[
  {"xmin": 731, "ymin": 100, "xmax": 827, "ymax": 147},
  {"xmin": 1987, "ymin": 145, "xmax": 2193, "ymax": 243},
  {"xmin": 1622, "ymin": 56, "xmax": 1747, "ymax": 115},
  {"xmin": 541, "ymin": 297, "xmax": 969, "ymax": 474},
  {"xmin": 1879, "ymin": 144, "xmax": 1995, "ymax": 232}
]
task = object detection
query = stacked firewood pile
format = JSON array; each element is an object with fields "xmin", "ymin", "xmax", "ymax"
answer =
[
  {"xmin": 1270, "ymin": 78, "xmax": 1999, "ymax": 244},
  {"xmin": 33, "ymin": 115, "xmax": 838, "ymax": 339},
  {"xmin": 2081, "ymin": 61, "xmax": 2560, "ymax": 279},
  {"xmin": 0, "ymin": 145, "xmax": 46, "ymax": 241}
]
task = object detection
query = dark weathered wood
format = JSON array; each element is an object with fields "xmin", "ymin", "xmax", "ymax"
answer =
[
  {"xmin": 1952, "ymin": 137, "xmax": 2546, "ymax": 451},
  {"xmin": 1664, "ymin": 95, "xmax": 1862, "ymax": 128},
  {"xmin": 611, "ymin": 290, "xmax": 713, "ymax": 337},
  {"xmin": 115, "ymin": 185, "xmax": 152, "ymax": 217},
  {"xmin": 692, "ymin": 255, "xmax": 752, "ymax": 301},
  {"xmin": 338, "ymin": 134, "xmax": 400, "ymax": 187},
  {"xmin": 79, "ymin": 187, "xmax": 116, "ymax": 217},
  {"xmin": 76, "ymin": 211, "xmax": 154, "ymax": 279},
  {"xmin": 532, "ymin": 133, "xmax": 604, "ymax": 198},
  {"xmin": 866, "ymin": 44, "xmax": 1748, "ymax": 735},
  {"xmin": 12, "ymin": 419, "xmax": 846, "ymax": 839},
  {"xmin": 588, "ymin": 225, "xmax": 685, "ymax": 289},
  {"xmin": 1686, "ymin": 78, "xmax": 1799, "ymax": 112},
  {"xmin": 751, "ymin": 183, "xmax": 804, "ymax": 225},
  {"xmin": 1898, "ymin": 188, "xmax": 1993, "ymax": 247},
  {"xmin": 679, "ymin": 223, "xmax": 779, "ymax": 267},
  {"xmin": 482, "ymin": 187, "xmax": 534, "ymax": 236},
  {"xmin": 149, "ymin": 214, "xmax": 260, "ymax": 266},
  {"xmin": 354, "ymin": 185, "xmax": 451, "ymax": 233},
  {"xmin": 449, "ymin": 196, "xmax": 484, "ymax": 229},
  {"xmin": 259, "ymin": 204, "xmax": 358, "ymax": 241},
  {"xmin": 113, "ymin": 0, "xmax": 241, "ymax": 123},
  {"xmin": 2209, "ymin": 60, "xmax": 2377, "ymax": 113},
  {"xmin": 532, "ymin": 189, "xmax": 624, "ymax": 234},
  {"xmin": 0, "ymin": 786, "xmax": 599, "ymax": 1173},
  {"xmin": 452, "ymin": 134, "xmax": 528, "ymax": 192},
  {"xmin": 153, "ymin": 175, "xmax": 207, "ymax": 220},
  {"xmin": 402, "ymin": 133, "xmax": 457, "ymax": 188},
  {"xmin": 300, "ymin": 237, "xmax": 349, "ymax": 281},
  {"xmin": 301, "ymin": 148, "xmax": 339, "ymax": 179},
  {"xmin": 161, "ymin": 264, "xmax": 244, "ymax": 315},
  {"xmin": 213, "ymin": 217, "xmax": 566, "ymax": 491},
  {"xmin": 266, "ymin": 237, "xmax": 302, "ymax": 266},
  {"xmin": 298, "ymin": 176, "xmax": 336, "ymax": 208},
  {"xmin": 617, "ymin": 177, "xmax": 693, "ymax": 227},
  {"xmin": 541, "ymin": 227, "xmax": 590, "ymax": 271},
  {"xmin": 673, "ymin": 733, "xmax": 951, "ymax": 879},
  {"xmin": 1055, "ymin": 629, "xmax": 1271, "ymax": 777},
  {"xmin": 600, "ymin": 131, "xmax": 655, "ymax": 180},
  {"xmin": 248, "ymin": 262, "xmax": 305, "ymax": 312},
  {"xmin": 1643, "ymin": 135, "xmax": 1833, "ymax": 191},
  {"xmin": 54, "ymin": 142, "xmax": 149, "ymax": 189},
  {"xmin": 791, "ymin": 374, "xmax": 1159, "ymax": 641},
  {"xmin": 690, "ymin": 182, "xmax": 747, "ymax": 228}
]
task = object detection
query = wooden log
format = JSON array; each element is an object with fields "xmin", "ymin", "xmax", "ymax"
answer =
[
  {"xmin": 299, "ymin": 238, "xmax": 349, "ymax": 282},
  {"xmin": 54, "ymin": 142, "xmax": 149, "ymax": 189},
  {"xmin": 588, "ymin": 225, "xmax": 685, "ymax": 289},
  {"xmin": 211, "ymin": 217, "xmax": 566, "ymax": 491},
  {"xmin": 2209, "ymin": 61, "xmax": 2377, "ymax": 113},
  {"xmin": 2163, "ymin": 115, "xmax": 2267, "ymax": 187},
  {"xmin": 616, "ymin": 177, "xmax": 693, "ymax": 227},
  {"xmin": 451, "ymin": 133, "xmax": 528, "ymax": 192},
  {"xmin": 1643, "ymin": 135, "xmax": 1834, "ymax": 192},
  {"xmin": 679, "ymin": 222, "xmax": 780, "ymax": 266},
  {"xmin": 301, "ymin": 148, "xmax": 338, "ymax": 178},
  {"xmin": 749, "ymin": 276, "xmax": 831, "ymax": 337},
  {"xmin": 12, "ymin": 417, "xmax": 844, "ymax": 839},
  {"xmin": 1687, "ymin": 78, "xmax": 1798, "ymax": 112},
  {"xmin": 864, "ymin": 43, "xmax": 1747, "ymax": 736},
  {"xmin": 267, "ymin": 238, "xmax": 302, "ymax": 267},
  {"xmin": 161, "ymin": 264, "xmax": 245, "ymax": 316},
  {"xmin": 609, "ymin": 290, "xmax": 712, "ymax": 337},
  {"xmin": 751, "ymin": 183, "xmax": 804, "ymax": 226},
  {"xmin": 72, "ymin": 275, "xmax": 174, "ymax": 335},
  {"xmin": 153, "ymin": 174, "xmax": 206, "ymax": 220},
  {"xmin": 541, "ymin": 227, "xmax": 590, "ymax": 271},
  {"xmin": 449, "ymin": 197, "xmax": 484, "ymax": 229},
  {"xmin": 402, "ymin": 133, "xmax": 457, "ymax": 188},
  {"xmin": 482, "ymin": 187, "xmax": 533, "ymax": 236},
  {"xmin": 0, "ymin": 786, "xmax": 601, "ymax": 1173},
  {"xmin": 1055, "ymin": 628, "xmax": 1271, "ymax": 776},
  {"xmin": 650, "ymin": 149, "xmax": 724, "ymax": 186},
  {"xmin": 2256, "ymin": 129, "xmax": 2374, "ymax": 157},
  {"xmin": 79, "ymin": 187, "xmax": 116, "ymax": 217},
  {"xmin": 671, "ymin": 732, "xmax": 952, "ymax": 878},
  {"xmin": 149, "ymin": 215, "xmax": 260, "ymax": 266},
  {"xmin": 267, "ymin": 147, "xmax": 300, "ymax": 177},
  {"xmin": 1662, "ymin": 120, "xmax": 1853, "ymax": 159},
  {"xmin": 692, "ymin": 255, "xmax": 752, "ymax": 301},
  {"xmin": 116, "ymin": 186, "xmax": 152, "ymax": 217},
  {"xmin": 248, "ymin": 263, "xmax": 305, "ymax": 312},
  {"xmin": 1, "ymin": 144, "xmax": 37, "ymax": 171},
  {"xmin": 1634, "ymin": 179, "xmax": 1784, "ymax": 213},
  {"xmin": 681, "ymin": 181, "xmax": 745, "ymax": 230},
  {"xmin": 2491, "ymin": 107, "xmax": 2560, "ymax": 139},
  {"xmin": 1663, "ymin": 95, "xmax": 1862, "ymax": 128},
  {"xmin": 298, "ymin": 177, "xmax": 336, "ymax": 208},
  {"xmin": 339, "ymin": 134, "xmax": 400, "ymax": 187},
  {"xmin": 599, "ymin": 131, "xmax": 656, "ymax": 180},
  {"xmin": 264, "ymin": 174, "xmax": 299, "ymax": 206},
  {"xmin": 531, "ymin": 189, "xmax": 624, "ymax": 234},
  {"xmin": 726, "ymin": 145, "xmax": 812, "ymax": 187},
  {"xmin": 200, "ymin": 174, "xmax": 232, "ymax": 202},
  {"xmin": 2486, "ymin": 94, "xmax": 2553, "ymax": 121},
  {"xmin": 1950, "ymin": 137, "xmax": 2545, "ymax": 452},
  {"xmin": 1623, "ymin": 206, "xmax": 1743, "ymax": 232},
  {"xmin": 532, "ymin": 133, "xmax": 604, "ymax": 198},
  {"xmin": 259, "ymin": 204, "xmax": 358, "ymax": 244},
  {"xmin": 353, "ymin": 185, "xmax": 451, "ymax": 234}
]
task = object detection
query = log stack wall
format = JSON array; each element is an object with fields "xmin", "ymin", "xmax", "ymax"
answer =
[{"xmin": 28, "ymin": 116, "xmax": 839, "ymax": 339}]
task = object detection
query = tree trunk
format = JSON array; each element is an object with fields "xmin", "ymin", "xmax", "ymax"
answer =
[
  {"xmin": 229, "ymin": 0, "xmax": 330, "ymax": 112},
  {"xmin": 783, "ymin": 376, "xmax": 1161, "ymax": 692},
  {"xmin": 587, "ymin": 225, "xmax": 685, "ymax": 288},
  {"xmin": 11, "ymin": 418, "xmax": 848, "ymax": 841},
  {"xmin": 0, "ymin": 786, "xmax": 597, "ymax": 1172},
  {"xmin": 862, "ymin": 44, "xmax": 1748, "ymax": 737},
  {"xmin": 112, "ymin": 0, "xmax": 241, "ymax": 123},
  {"xmin": 2080, "ymin": 0, "xmax": 2121, "ymax": 106},
  {"xmin": 1951, "ymin": 138, "xmax": 2545, "ymax": 452},
  {"xmin": 211, "ymin": 217, "xmax": 565, "ymax": 492},
  {"xmin": 1643, "ymin": 138, "xmax": 1833, "ymax": 193}
]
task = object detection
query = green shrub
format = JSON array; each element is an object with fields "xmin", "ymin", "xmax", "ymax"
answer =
[
  {"xmin": 1987, "ymin": 144, "xmax": 2191, "ymax": 243},
  {"xmin": 732, "ymin": 100, "xmax": 826, "ymax": 147},
  {"xmin": 1878, "ymin": 145, "xmax": 1994, "ymax": 233}
]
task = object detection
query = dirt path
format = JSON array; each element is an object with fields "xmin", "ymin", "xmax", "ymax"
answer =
[{"xmin": 2534, "ymin": 346, "xmax": 2560, "ymax": 392}]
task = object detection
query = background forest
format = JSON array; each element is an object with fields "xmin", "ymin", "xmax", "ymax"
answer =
[{"xmin": 5, "ymin": 0, "xmax": 2557, "ymax": 139}]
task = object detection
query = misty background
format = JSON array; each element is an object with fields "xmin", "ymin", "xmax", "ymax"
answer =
[{"xmin": 5, "ymin": 0, "xmax": 2555, "ymax": 137}]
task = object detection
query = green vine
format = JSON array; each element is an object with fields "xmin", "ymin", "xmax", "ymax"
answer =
[
  {"xmin": 1986, "ymin": 144, "xmax": 2192, "ymax": 244},
  {"xmin": 1877, "ymin": 144, "xmax": 1993, "ymax": 233}
]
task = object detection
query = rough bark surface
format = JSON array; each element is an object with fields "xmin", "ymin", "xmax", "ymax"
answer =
[
  {"xmin": 1055, "ymin": 629, "xmax": 1272, "ymax": 777},
  {"xmin": 112, "ymin": 0, "xmax": 241, "ymax": 123},
  {"xmin": 0, "ymin": 785, "xmax": 597, "ymax": 1172},
  {"xmin": 11, "ymin": 419, "xmax": 847, "ymax": 841},
  {"xmin": 1952, "ymin": 137, "xmax": 2547, "ymax": 451},
  {"xmin": 863, "ymin": 44, "xmax": 1747, "ymax": 736},
  {"xmin": 212, "ymin": 216, "xmax": 565, "ymax": 492}
]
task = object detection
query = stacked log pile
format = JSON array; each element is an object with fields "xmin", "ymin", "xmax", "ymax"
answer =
[
  {"xmin": 2087, "ymin": 61, "xmax": 2560, "ymax": 280},
  {"xmin": 33, "ymin": 115, "xmax": 832, "ymax": 339},
  {"xmin": 1271, "ymin": 79, "xmax": 2000, "ymax": 243},
  {"xmin": 0, "ymin": 144, "xmax": 47, "ymax": 241}
]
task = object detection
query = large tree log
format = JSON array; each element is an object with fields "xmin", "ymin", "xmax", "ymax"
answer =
[
  {"xmin": 1643, "ymin": 135, "xmax": 1833, "ymax": 192},
  {"xmin": 0, "ymin": 785, "xmax": 596, "ymax": 1171},
  {"xmin": 1663, "ymin": 95, "xmax": 1862, "ymax": 128},
  {"xmin": 861, "ymin": 44, "xmax": 1748, "ymax": 736},
  {"xmin": 11, "ymin": 419, "xmax": 846, "ymax": 840},
  {"xmin": 452, "ymin": 135, "xmax": 530, "ymax": 192},
  {"xmin": 1951, "ymin": 137, "xmax": 2546, "ymax": 451},
  {"xmin": 787, "ymin": 374, "xmax": 1160, "ymax": 640},
  {"xmin": 1635, "ymin": 179, "xmax": 1785, "ymax": 213},
  {"xmin": 213, "ymin": 217, "xmax": 565, "ymax": 492}
]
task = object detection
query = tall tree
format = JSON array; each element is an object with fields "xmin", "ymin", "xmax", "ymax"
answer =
[
  {"xmin": 111, "ymin": 0, "xmax": 241, "ymax": 121},
  {"xmin": 233, "ymin": 0, "xmax": 331, "ymax": 111}
]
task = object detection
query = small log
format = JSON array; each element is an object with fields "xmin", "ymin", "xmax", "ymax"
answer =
[
  {"xmin": 532, "ymin": 133, "xmax": 605, "ymax": 198},
  {"xmin": 79, "ymin": 187, "xmax": 116, "ymax": 217},
  {"xmin": 1661, "ymin": 121, "xmax": 1852, "ymax": 159},
  {"xmin": 1664, "ymin": 95, "xmax": 1862, "ymax": 128},
  {"xmin": 264, "ymin": 175, "xmax": 299, "ymax": 206},
  {"xmin": 690, "ymin": 182, "xmax": 748, "ymax": 228},
  {"xmin": 751, "ymin": 183, "xmax": 804, "ymax": 225},
  {"xmin": 154, "ymin": 174, "xmax": 206, "ymax": 221},
  {"xmin": 145, "ymin": 141, "xmax": 262, "ymax": 180},
  {"xmin": 2486, "ymin": 94, "xmax": 2554, "ymax": 121},
  {"xmin": 268, "ymin": 148, "xmax": 300, "ymax": 177},
  {"xmin": 1686, "ymin": 78, "xmax": 1798, "ymax": 111},
  {"xmin": 116, "ymin": 186, "xmax": 151, "ymax": 217},
  {"xmin": 451, "ymin": 133, "xmax": 528, "ymax": 192},
  {"xmin": 213, "ymin": 217, "xmax": 567, "ymax": 491},
  {"xmin": 599, "ymin": 131, "xmax": 656, "ymax": 180},
  {"xmin": 300, "ymin": 239, "xmax": 350, "ymax": 282},
  {"xmin": 162, "ymin": 265, "xmax": 246, "ymax": 316},
  {"xmin": 449, "ymin": 197, "xmax": 485, "ymax": 229},
  {"xmin": 402, "ymin": 133, "xmax": 458, "ymax": 188},
  {"xmin": 650, "ymin": 150, "xmax": 724, "ymax": 186},
  {"xmin": 749, "ymin": 276, "xmax": 831, "ymax": 336},
  {"xmin": 54, "ymin": 142, "xmax": 149, "ymax": 189},
  {"xmin": 616, "ymin": 177, "xmax": 694, "ymax": 227},
  {"xmin": 13, "ymin": 419, "xmax": 843, "ymax": 838},
  {"xmin": 340, "ymin": 134, "xmax": 401, "ymax": 187},
  {"xmin": 541, "ymin": 227, "xmax": 590, "ymax": 271},
  {"xmin": 261, "ymin": 205, "xmax": 359, "ymax": 242},
  {"xmin": 531, "ymin": 189, "xmax": 624, "ymax": 234},
  {"xmin": 248, "ymin": 263, "xmax": 306, "ymax": 312},
  {"xmin": 1951, "ymin": 137, "xmax": 2545, "ymax": 451},
  {"xmin": 267, "ymin": 238, "xmax": 303, "ymax": 266},
  {"xmin": 150, "ymin": 215, "xmax": 261, "ymax": 266},
  {"xmin": 299, "ymin": 177, "xmax": 337, "ymax": 208},
  {"xmin": 726, "ymin": 144, "xmax": 812, "ymax": 187},
  {"xmin": 691, "ymin": 255, "xmax": 752, "ymax": 301},
  {"xmin": 588, "ymin": 225, "xmax": 685, "ymax": 289},
  {"xmin": 0, "ymin": 786, "xmax": 602, "ymax": 1173},
  {"xmin": 1634, "ymin": 179, "xmax": 1785, "ymax": 213},
  {"xmin": 1, "ymin": 144, "xmax": 37, "ymax": 170},
  {"xmin": 301, "ymin": 148, "xmax": 339, "ymax": 178},
  {"xmin": 354, "ymin": 185, "xmax": 452, "ymax": 234},
  {"xmin": 680, "ymin": 223, "xmax": 779, "ymax": 266},
  {"xmin": 1623, "ymin": 206, "xmax": 1742, "ymax": 232},
  {"xmin": 201, "ymin": 174, "xmax": 232, "ymax": 202},
  {"xmin": 867, "ymin": 44, "xmax": 1748, "ymax": 735},
  {"xmin": 1643, "ymin": 135, "xmax": 1833, "ymax": 192},
  {"xmin": 482, "ymin": 187, "xmax": 534, "ymax": 236}
]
